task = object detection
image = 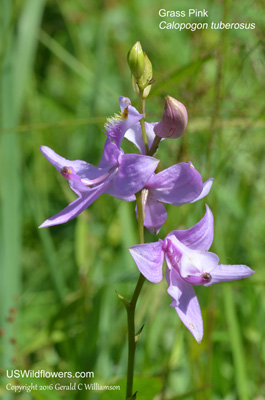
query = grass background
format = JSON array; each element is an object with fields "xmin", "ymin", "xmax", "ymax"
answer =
[{"xmin": 0, "ymin": 0, "xmax": 264, "ymax": 399}]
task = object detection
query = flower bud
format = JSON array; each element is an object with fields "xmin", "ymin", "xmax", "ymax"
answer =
[
  {"xmin": 131, "ymin": 53, "xmax": 153, "ymax": 98},
  {"xmin": 154, "ymin": 96, "xmax": 188, "ymax": 139},
  {"xmin": 127, "ymin": 41, "xmax": 145, "ymax": 79},
  {"xmin": 139, "ymin": 53, "xmax": 153, "ymax": 98}
]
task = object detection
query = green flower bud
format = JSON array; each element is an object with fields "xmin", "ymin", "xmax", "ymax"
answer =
[
  {"xmin": 127, "ymin": 41, "xmax": 145, "ymax": 79},
  {"xmin": 154, "ymin": 96, "xmax": 188, "ymax": 139},
  {"xmin": 131, "ymin": 74, "xmax": 140, "ymax": 96},
  {"xmin": 140, "ymin": 53, "xmax": 153, "ymax": 98},
  {"xmin": 131, "ymin": 70, "xmax": 152, "ymax": 98}
]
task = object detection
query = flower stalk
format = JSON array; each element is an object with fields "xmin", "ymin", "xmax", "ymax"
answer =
[
  {"xmin": 148, "ymin": 135, "xmax": 161, "ymax": 156},
  {"xmin": 138, "ymin": 90, "xmax": 149, "ymax": 155},
  {"xmin": 125, "ymin": 191, "xmax": 146, "ymax": 400},
  {"xmin": 125, "ymin": 96, "xmax": 150, "ymax": 397}
]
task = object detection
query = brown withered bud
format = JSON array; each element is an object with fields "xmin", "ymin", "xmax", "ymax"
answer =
[{"xmin": 154, "ymin": 96, "xmax": 188, "ymax": 139}]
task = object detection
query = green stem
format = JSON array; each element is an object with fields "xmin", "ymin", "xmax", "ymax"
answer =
[
  {"xmin": 125, "ymin": 275, "xmax": 145, "ymax": 399},
  {"xmin": 139, "ymin": 91, "xmax": 149, "ymax": 155},
  {"xmin": 148, "ymin": 135, "xmax": 161, "ymax": 156},
  {"xmin": 125, "ymin": 192, "xmax": 146, "ymax": 399},
  {"xmin": 125, "ymin": 88, "xmax": 158, "ymax": 398},
  {"xmin": 135, "ymin": 191, "xmax": 145, "ymax": 244},
  {"xmin": 126, "ymin": 303, "xmax": 136, "ymax": 399}
]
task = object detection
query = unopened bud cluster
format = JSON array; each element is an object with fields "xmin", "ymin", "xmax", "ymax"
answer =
[{"xmin": 128, "ymin": 42, "xmax": 188, "ymax": 138}]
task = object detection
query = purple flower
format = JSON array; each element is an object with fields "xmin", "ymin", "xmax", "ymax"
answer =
[
  {"xmin": 137, "ymin": 163, "xmax": 214, "ymax": 234},
  {"xmin": 105, "ymin": 97, "xmax": 144, "ymax": 148},
  {"xmin": 39, "ymin": 138, "xmax": 159, "ymax": 228},
  {"xmin": 105, "ymin": 97, "xmax": 213, "ymax": 234},
  {"xmin": 129, "ymin": 206, "xmax": 254, "ymax": 342}
]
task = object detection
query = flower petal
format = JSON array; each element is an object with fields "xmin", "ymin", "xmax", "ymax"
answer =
[
  {"xmin": 40, "ymin": 145, "xmax": 70, "ymax": 172},
  {"xmin": 167, "ymin": 268, "xmax": 203, "ymax": 343},
  {"xmin": 191, "ymin": 178, "xmax": 214, "ymax": 203},
  {"xmin": 39, "ymin": 181, "xmax": 109, "ymax": 228},
  {"xmin": 105, "ymin": 98, "xmax": 144, "ymax": 148},
  {"xmin": 147, "ymin": 162, "xmax": 203, "ymax": 205},
  {"xmin": 170, "ymin": 205, "xmax": 214, "ymax": 251},
  {"xmin": 98, "ymin": 138, "xmax": 121, "ymax": 169},
  {"xmin": 113, "ymin": 154, "xmax": 159, "ymax": 197},
  {"xmin": 129, "ymin": 241, "xmax": 164, "ymax": 283},
  {"xmin": 41, "ymin": 145, "xmax": 109, "ymax": 181},
  {"xmin": 204, "ymin": 264, "xmax": 254, "ymax": 286},
  {"xmin": 142, "ymin": 193, "xmax": 167, "ymax": 234},
  {"xmin": 125, "ymin": 122, "xmax": 157, "ymax": 154},
  {"xmin": 104, "ymin": 183, "xmax": 136, "ymax": 201}
]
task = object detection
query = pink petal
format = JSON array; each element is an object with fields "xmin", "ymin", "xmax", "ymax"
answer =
[
  {"xmin": 41, "ymin": 145, "xmax": 110, "ymax": 181},
  {"xmin": 113, "ymin": 154, "xmax": 159, "ymax": 197},
  {"xmin": 129, "ymin": 241, "xmax": 164, "ymax": 283},
  {"xmin": 204, "ymin": 264, "xmax": 255, "ymax": 286},
  {"xmin": 39, "ymin": 181, "xmax": 109, "ymax": 228},
  {"xmin": 147, "ymin": 162, "xmax": 203, "ymax": 205},
  {"xmin": 125, "ymin": 122, "xmax": 157, "ymax": 154},
  {"xmin": 99, "ymin": 138, "xmax": 122, "ymax": 168},
  {"xmin": 143, "ymin": 193, "xmax": 167, "ymax": 234},
  {"xmin": 191, "ymin": 178, "xmax": 214, "ymax": 203},
  {"xmin": 171, "ymin": 205, "xmax": 214, "ymax": 251},
  {"xmin": 167, "ymin": 268, "xmax": 203, "ymax": 343}
]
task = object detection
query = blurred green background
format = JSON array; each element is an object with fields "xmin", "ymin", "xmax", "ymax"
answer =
[{"xmin": 0, "ymin": 0, "xmax": 264, "ymax": 399}]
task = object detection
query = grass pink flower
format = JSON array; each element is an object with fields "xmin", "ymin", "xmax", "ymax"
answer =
[
  {"xmin": 138, "ymin": 163, "xmax": 214, "ymax": 234},
  {"xmin": 129, "ymin": 206, "xmax": 254, "ymax": 342},
  {"xmin": 39, "ymin": 139, "xmax": 159, "ymax": 228}
]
